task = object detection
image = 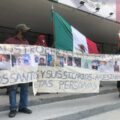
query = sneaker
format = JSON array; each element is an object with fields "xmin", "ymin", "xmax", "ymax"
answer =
[
  {"xmin": 18, "ymin": 108, "xmax": 32, "ymax": 114},
  {"xmin": 8, "ymin": 110, "xmax": 17, "ymax": 118}
]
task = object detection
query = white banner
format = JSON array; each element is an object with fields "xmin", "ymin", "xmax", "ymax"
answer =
[{"xmin": 0, "ymin": 44, "xmax": 120, "ymax": 94}]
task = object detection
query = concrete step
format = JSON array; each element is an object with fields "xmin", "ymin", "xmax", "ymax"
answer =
[
  {"xmin": 82, "ymin": 108, "xmax": 120, "ymax": 120},
  {"xmin": 0, "ymin": 92, "xmax": 120, "ymax": 120},
  {"xmin": 46, "ymin": 93, "xmax": 120, "ymax": 120},
  {"xmin": 0, "ymin": 82, "xmax": 118, "ymax": 112}
]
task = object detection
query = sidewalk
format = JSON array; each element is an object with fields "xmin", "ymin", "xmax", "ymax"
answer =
[
  {"xmin": 0, "ymin": 90, "xmax": 120, "ymax": 120},
  {"xmin": 82, "ymin": 108, "xmax": 120, "ymax": 120},
  {"xmin": 0, "ymin": 81, "xmax": 117, "ymax": 112}
]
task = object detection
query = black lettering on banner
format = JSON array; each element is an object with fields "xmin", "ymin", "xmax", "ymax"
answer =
[
  {"xmin": 59, "ymin": 80, "xmax": 98, "ymax": 90},
  {"xmin": 73, "ymin": 73, "xmax": 78, "ymax": 79},
  {"xmin": 32, "ymin": 72, "xmax": 38, "ymax": 79},
  {"xmin": 40, "ymin": 80, "xmax": 47, "ymax": 87},
  {"xmin": 2, "ymin": 74, "xmax": 9, "ymax": 84},
  {"xmin": 22, "ymin": 71, "xmax": 36, "ymax": 81},
  {"xmin": 16, "ymin": 73, "xmax": 23, "ymax": 82},
  {"xmin": 78, "ymin": 81, "xmax": 84, "ymax": 88},
  {"xmin": 40, "ymin": 70, "xmax": 46, "ymax": 78},
  {"xmin": 1, "ymin": 46, "xmax": 16, "ymax": 54},
  {"xmin": 85, "ymin": 82, "xmax": 91, "ymax": 88},
  {"xmin": 102, "ymin": 74, "xmax": 108, "ymax": 80},
  {"xmin": 70, "ymin": 81, "xmax": 78, "ymax": 89},
  {"xmin": 80, "ymin": 74, "xmax": 85, "ymax": 80},
  {"xmin": 86, "ymin": 74, "xmax": 93, "ymax": 80},
  {"xmin": 78, "ymin": 73, "xmax": 85, "ymax": 80},
  {"xmin": 69, "ymin": 72, "xmax": 76, "ymax": 79},
  {"xmin": 24, "ymin": 47, "xmax": 28, "ymax": 54},
  {"xmin": 65, "ymin": 81, "xmax": 71, "ymax": 89},
  {"xmin": 9, "ymin": 72, "xmax": 36, "ymax": 84},
  {"xmin": 48, "ymin": 80, "xmax": 53, "ymax": 87},
  {"xmin": 29, "ymin": 47, "xmax": 36, "ymax": 54},
  {"xmin": 78, "ymin": 81, "xmax": 83, "ymax": 89},
  {"xmin": 46, "ymin": 70, "xmax": 52, "ymax": 78},
  {"xmin": 63, "ymin": 71, "xmax": 67, "ymax": 79},
  {"xmin": 10, "ymin": 73, "xmax": 17, "ymax": 83},
  {"xmin": 39, "ymin": 70, "xmax": 95, "ymax": 81},
  {"xmin": 76, "ymin": 73, "xmax": 81, "ymax": 80},
  {"xmin": 67, "ymin": 72, "xmax": 71, "ymax": 79},
  {"xmin": 56, "ymin": 70, "xmax": 62, "ymax": 78},
  {"xmin": 14, "ymin": 47, "xmax": 22, "ymax": 53},
  {"xmin": 59, "ymin": 81, "xmax": 71, "ymax": 89},
  {"xmin": 36, "ymin": 70, "xmax": 41, "ymax": 79},
  {"xmin": 59, "ymin": 81, "xmax": 65, "ymax": 89},
  {"xmin": 45, "ymin": 48, "xmax": 51, "ymax": 54},
  {"xmin": 22, "ymin": 73, "xmax": 29, "ymax": 81},
  {"xmin": 36, "ymin": 46, "xmax": 45, "ymax": 54},
  {"xmin": 35, "ymin": 80, "xmax": 53, "ymax": 88},
  {"xmin": 40, "ymin": 80, "xmax": 53, "ymax": 87},
  {"xmin": 93, "ymin": 74, "xmax": 120, "ymax": 81},
  {"xmin": 94, "ymin": 74, "xmax": 101, "ymax": 81},
  {"xmin": 51, "ymin": 71, "xmax": 56, "ymax": 78},
  {"xmin": 0, "ymin": 46, "xmax": 7, "ymax": 53}
]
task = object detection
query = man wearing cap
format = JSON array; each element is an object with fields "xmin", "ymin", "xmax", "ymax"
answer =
[{"xmin": 4, "ymin": 24, "xmax": 32, "ymax": 118}]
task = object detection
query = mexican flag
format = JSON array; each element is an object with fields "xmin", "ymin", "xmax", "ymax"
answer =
[{"xmin": 53, "ymin": 11, "xmax": 99, "ymax": 54}]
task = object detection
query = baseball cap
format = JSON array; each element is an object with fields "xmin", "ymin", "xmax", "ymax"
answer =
[{"xmin": 15, "ymin": 24, "xmax": 31, "ymax": 31}]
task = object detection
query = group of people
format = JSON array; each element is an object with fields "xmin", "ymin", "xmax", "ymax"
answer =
[
  {"xmin": 4, "ymin": 24, "xmax": 48, "ymax": 118},
  {"xmin": 1, "ymin": 23, "xmax": 120, "ymax": 118}
]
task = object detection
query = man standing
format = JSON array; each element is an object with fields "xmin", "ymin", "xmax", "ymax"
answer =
[{"xmin": 4, "ymin": 24, "xmax": 32, "ymax": 118}]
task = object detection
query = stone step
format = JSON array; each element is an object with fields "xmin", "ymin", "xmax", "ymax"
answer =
[
  {"xmin": 0, "ymin": 84, "xmax": 118, "ymax": 112},
  {"xmin": 0, "ymin": 92, "xmax": 119, "ymax": 120}
]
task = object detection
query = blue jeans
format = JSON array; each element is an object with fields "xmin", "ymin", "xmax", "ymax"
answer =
[{"xmin": 8, "ymin": 83, "xmax": 29, "ymax": 111}]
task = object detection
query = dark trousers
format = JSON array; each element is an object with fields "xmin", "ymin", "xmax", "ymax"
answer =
[{"xmin": 8, "ymin": 83, "xmax": 29, "ymax": 111}]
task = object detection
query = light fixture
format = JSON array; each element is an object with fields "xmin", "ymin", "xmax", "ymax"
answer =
[
  {"xmin": 106, "ymin": 12, "xmax": 114, "ymax": 18},
  {"xmin": 77, "ymin": 1, "xmax": 85, "ymax": 8},
  {"xmin": 109, "ymin": 12, "xmax": 114, "ymax": 16},
  {"xmin": 92, "ymin": 7, "xmax": 100, "ymax": 13},
  {"xmin": 80, "ymin": 1, "xmax": 85, "ymax": 6},
  {"xmin": 95, "ymin": 7, "xmax": 100, "ymax": 11}
]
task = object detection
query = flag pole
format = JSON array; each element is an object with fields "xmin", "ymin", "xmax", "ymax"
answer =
[
  {"xmin": 52, "ymin": 3, "xmax": 54, "ymax": 11},
  {"xmin": 51, "ymin": 3, "xmax": 55, "ymax": 48}
]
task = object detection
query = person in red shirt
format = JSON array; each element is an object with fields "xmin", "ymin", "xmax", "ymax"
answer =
[
  {"xmin": 35, "ymin": 34, "xmax": 48, "ymax": 47},
  {"xmin": 4, "ymin": 24, "xmax": 32, "ymax": 118},
  {"xmin": 34, "ymin": 34, "xmax": 48, "ymax": 95}
]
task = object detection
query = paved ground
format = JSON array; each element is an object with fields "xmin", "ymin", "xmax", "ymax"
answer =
[
  {"xmin": 0, "ymin": 92, "xmax": 120, "ymax": 120},
  {"xmin": 82, "ymin": 108, "xmax": 120, "ymax": 120},
  {"xmin": 0, "ymin": 81, "xmax": 119, "ymax": 120}
]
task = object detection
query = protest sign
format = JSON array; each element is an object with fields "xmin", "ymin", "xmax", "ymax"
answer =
[{"xmin": 0, "ymin": 44, "xmax": 120, "ymax": 94}]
